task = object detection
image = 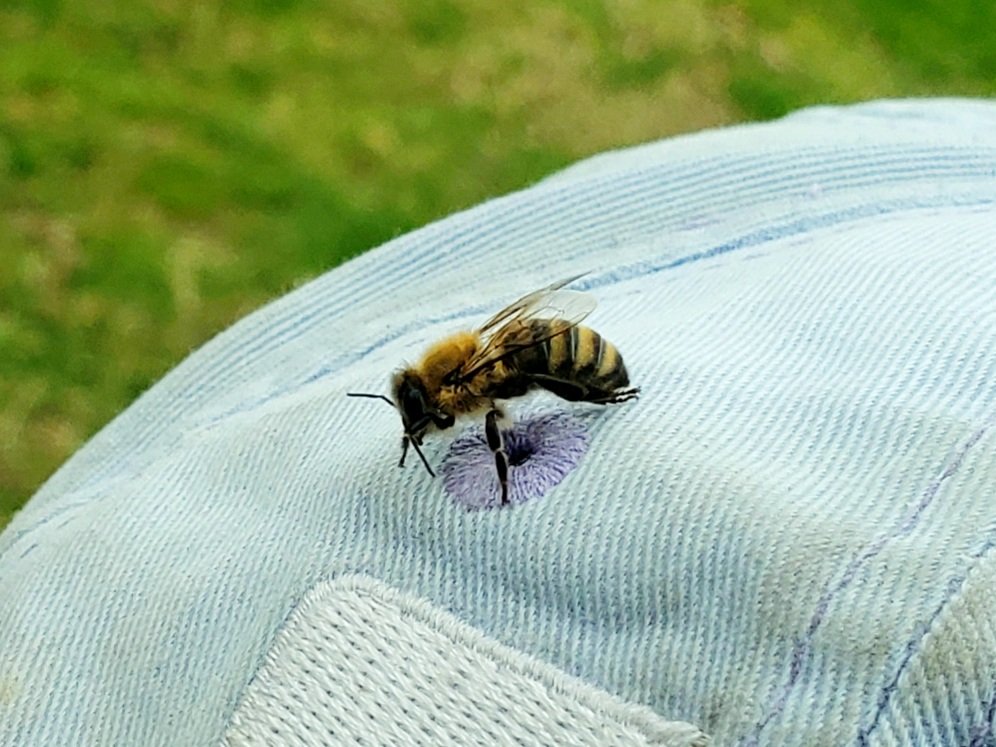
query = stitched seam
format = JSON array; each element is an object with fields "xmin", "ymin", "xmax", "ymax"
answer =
[
  {"xmin": 740, "ymin": 413, "xmax": 996, "ymax": 746},
  {"xmin": 856, "ymin": 537, "xmax": 996, "ymax": 745}
]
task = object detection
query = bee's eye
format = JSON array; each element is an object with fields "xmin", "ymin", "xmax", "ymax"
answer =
[{"xmin": 401, "ymin": 387, "xmax": 424, "ymax": 421}]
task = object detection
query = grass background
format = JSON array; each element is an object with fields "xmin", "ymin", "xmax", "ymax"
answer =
[{"xmin": 1, "ymin": 0, "xmax": 994, "ymax": 530}]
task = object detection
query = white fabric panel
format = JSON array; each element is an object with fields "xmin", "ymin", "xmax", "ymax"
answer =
[{"xmin": 224, "ymin": 576, "xmax": 706, "ymax": 746}]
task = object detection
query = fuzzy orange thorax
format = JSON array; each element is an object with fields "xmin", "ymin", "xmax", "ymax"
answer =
[{"xmin": 416, "ymin": 331, "xmax": 480, "ymax": 390}]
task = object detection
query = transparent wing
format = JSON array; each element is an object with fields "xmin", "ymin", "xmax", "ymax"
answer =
[
  {"xmin": 456, "ymin": 274, "xmax": 596, "ymax": 382},
  {"xmin": 476, "ymin": 273, "xmax": 590, "ymax": 336}
]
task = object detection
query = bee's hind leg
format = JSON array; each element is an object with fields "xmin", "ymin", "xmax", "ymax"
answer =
[
  {"xmin": 485, "ymin": 408, "xmax": 510, "ymax": 506},
  {"xmin": 592, "ymin": 387, "xmax": 640, "ymax": 405}
]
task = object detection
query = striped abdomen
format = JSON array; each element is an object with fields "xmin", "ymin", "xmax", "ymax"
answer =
[{"xmin": 509, "ymin": 319, "xmax": 630, "ymax": 402}]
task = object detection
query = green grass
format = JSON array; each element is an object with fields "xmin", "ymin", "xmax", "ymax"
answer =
[{"xmin": 1, "ymin": 0, "xmax": 994, "ymax": 530}]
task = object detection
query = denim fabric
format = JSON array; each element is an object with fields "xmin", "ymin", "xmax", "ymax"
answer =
[{"xmin": 2, "ymin": 99, "xmax": 995, "ymax": 746}]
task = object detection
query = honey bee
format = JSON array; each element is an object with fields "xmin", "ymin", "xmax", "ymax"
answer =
[{"xmin": 348, "ymin": 275, "xmax": 638, "ymax": 505}]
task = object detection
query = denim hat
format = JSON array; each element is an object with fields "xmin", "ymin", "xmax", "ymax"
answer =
[{"xmin": 2, "ymin": 99, "xmax": 995, "ymax": 746}]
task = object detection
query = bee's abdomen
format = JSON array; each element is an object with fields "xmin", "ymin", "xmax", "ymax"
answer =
[{"xmin": 514, "ymin": 320, "xmax": 630, "ymax": 392}]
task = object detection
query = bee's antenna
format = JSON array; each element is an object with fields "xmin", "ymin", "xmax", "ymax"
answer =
[
  {"xmin": 347, "ymin": 392, "xmax": 396, "ymax": 409},
  {"xmin": 351, "ymin": 394, "xmax": 435, "ymax": 478},
  {"xmin": 402, "ymin": 435, "xmax": 436, "ymax": 478}
]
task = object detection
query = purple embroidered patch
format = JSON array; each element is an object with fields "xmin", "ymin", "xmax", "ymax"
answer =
[{"xmin": 440, "ymin": 412, "xmax": 589, "ymax": 510}]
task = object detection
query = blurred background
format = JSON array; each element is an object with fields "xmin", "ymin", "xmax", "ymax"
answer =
[{"xmin": 1, "ymin": 0, "xmax": 994, "ymax": 529}]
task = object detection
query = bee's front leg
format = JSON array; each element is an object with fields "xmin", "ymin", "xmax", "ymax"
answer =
[
  {"xmin": 484, "ymin": 408, "xmax": 510, "ymax": 506},
  {"xmin": 399, "ymin": 435, "xmax": 410, "ymax": 467}
]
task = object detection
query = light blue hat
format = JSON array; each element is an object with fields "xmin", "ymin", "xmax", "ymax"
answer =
[{"xmin": 2, "ymin": 99, "xmax": 995, "ymax": 746}]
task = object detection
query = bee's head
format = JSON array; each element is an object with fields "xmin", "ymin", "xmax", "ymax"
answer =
[
  {"xmin": 347, "ymin": 371, "xmax": 453, "ymax": 478},
  {"xmin": 392, "ymin": 370, "xmax": 431, "ymax": 438}
]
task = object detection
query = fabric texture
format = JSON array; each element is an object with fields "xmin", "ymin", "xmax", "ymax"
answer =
[
  {"xmin": 2, "ymin": 98, "xmax": 995, "ymax": 746},
  {"xmin": 222, "ymin": 575, "xmax": 706, "ymax": 746}
]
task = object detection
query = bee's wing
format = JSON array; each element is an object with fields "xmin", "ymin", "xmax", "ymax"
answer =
[
  {"xmin": 475, "ymin": 273, "xmax": 589, "ymax": 336},
  {"xmin": 456, "ymin": 276, "xmax": 597, "ymax": 383}
]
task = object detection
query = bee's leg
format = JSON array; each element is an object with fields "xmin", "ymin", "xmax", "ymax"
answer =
[
  {"xmin": 531, "ymin": 375, "xmax": 640, "ymax": 405},
  {"xmin": 485, "ymin": 408, "xmax": 510, "ymax": 506},
  {"xmin": 590, "ymin": 387, "xmax": 641, "ymax": 405},
  {"xmin": 399, "ymin": 435, "xmax": 409, "ymax": 467}
]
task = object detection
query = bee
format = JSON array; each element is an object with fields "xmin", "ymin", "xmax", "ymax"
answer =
[{"xmin": 348, "ymin": 275, "xmax": 639, "ymax": 505}]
